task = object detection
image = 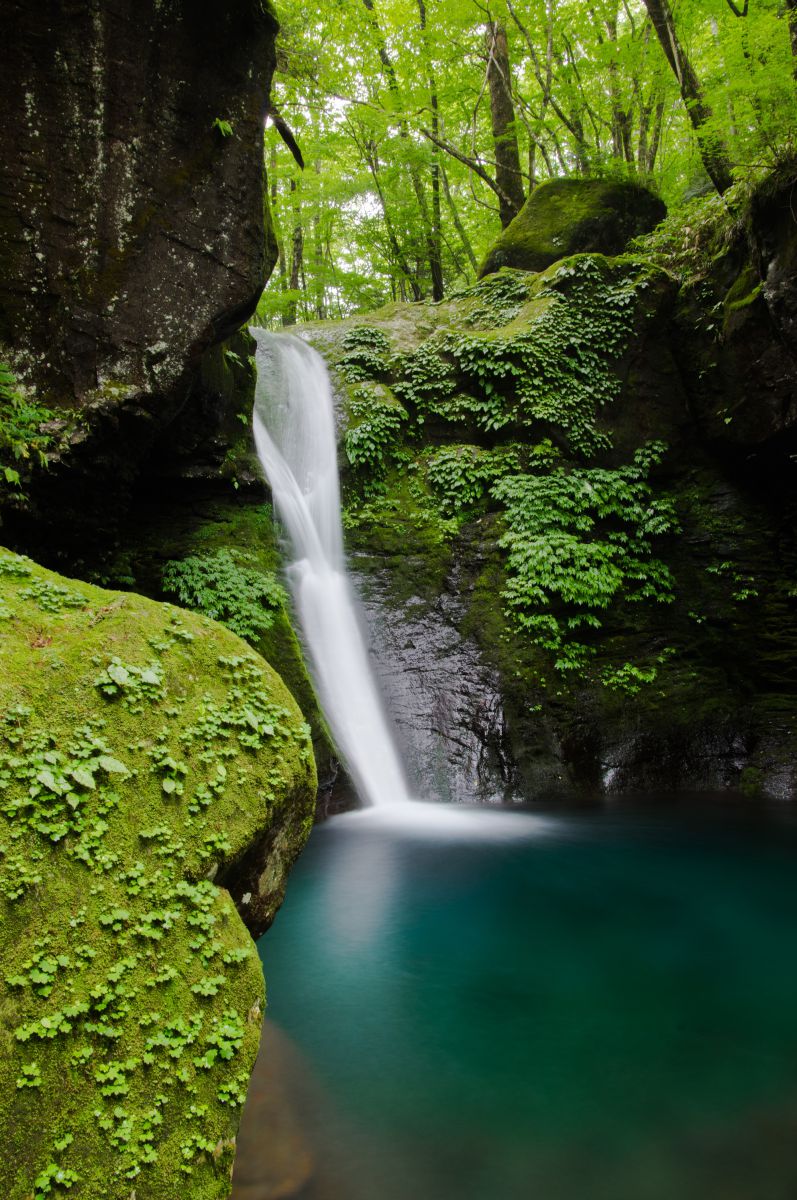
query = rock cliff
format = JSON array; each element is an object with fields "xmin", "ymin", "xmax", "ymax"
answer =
[
  {"xmin": 302, "ymin": 172, "xmax": 797, "ymax": 804},
  {"xmin": 0, "ymin": 0, "xmax": 279, "ymax": 541}
]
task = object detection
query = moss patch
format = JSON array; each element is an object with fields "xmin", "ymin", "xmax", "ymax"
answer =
[
  {"xmin": 101, "ymin": 494, "xmax": 335, "ymax": 788},
  {"xmin": 0, "ymin": 549, "xmax": 316, "ymax": 1199},
  {"xmin": 479, "ymin": 177, "xmax": 666, "ymax": 278}
]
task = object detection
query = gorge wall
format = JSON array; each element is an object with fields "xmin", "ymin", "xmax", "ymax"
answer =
[
  {"xmin": 0, "ymin": 0, "xmax": 279, "ymax": 545},
  {"xmin": 302, "ymin": 174, "xmax": 797, "ymax": 804}
]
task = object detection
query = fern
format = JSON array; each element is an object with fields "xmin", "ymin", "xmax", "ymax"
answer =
[
  {"xmin": 0, "ymin": 361, "xmax": 56, "ymax": 499},
  {"xmin": 162, "ymin": 550, "xmax": 286, "ymax": 642}
]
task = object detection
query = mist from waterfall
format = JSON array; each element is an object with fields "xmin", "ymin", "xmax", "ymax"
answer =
[{"xmin": 251, "ymin": 329, "xmax": 411, "ymax": 810}]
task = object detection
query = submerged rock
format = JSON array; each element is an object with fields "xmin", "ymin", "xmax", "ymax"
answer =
[
  {"xmin": 479, "ymin": 178, "xmax": 666, "ymax": 278},
  {"xmin": 0, "ymin": 549, "xmax": 316, "ymax": 1198}
]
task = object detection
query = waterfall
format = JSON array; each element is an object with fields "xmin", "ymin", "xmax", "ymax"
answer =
[{"xmin": 251, "ymin": 330, "xmax": 411, "ymax": 809}]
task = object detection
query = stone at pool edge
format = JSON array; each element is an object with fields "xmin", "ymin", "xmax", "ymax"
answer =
[{"xmin": 479, "ymin": 177, "xmax": 667, "ymax": 278}]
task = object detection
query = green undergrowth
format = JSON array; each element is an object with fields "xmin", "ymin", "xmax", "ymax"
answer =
[
  {"xmin": 628, "ymin": 172, "xmax": 776, "ymax": 286},
  {"xmin": 0, "ymin": 549, "xmax": 316, "ymax": 1199},
  {"xmin": 162, "ymin": 548, "xmax": 287, "ymax": 642},
  {"xmin": 310, "ymin": 255, "xmax": 679, "ymax": 693},
  {"xmin": 101, "ymin": 496, "xmax": 335, "ymax": 783},
  {"xmin": 492, "ymin": 442, "xmax": 678, "ymax": 675},
  {"xmin": 0, "ymin": 359, "xmax": 59, "ymax": 506},
  {"xmin": 331, "ymin": 256, "xmax": 668, "ymax": 463}
]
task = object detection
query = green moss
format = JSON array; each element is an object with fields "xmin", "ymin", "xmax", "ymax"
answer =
[
  {"xmin": 479, "ymin": 178, "xmax": 666, "ymax": 278},
  {"xmin": 103, "ymin": 495, "xmax": 335, "ymax": 785},
  {"xmin": 0, "ymin": 549, "xmax": 316, "ymax": 1199}
]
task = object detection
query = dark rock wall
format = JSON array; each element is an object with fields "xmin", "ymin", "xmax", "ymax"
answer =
[
  {"xmin": 1, "ymin": 0, "xmax": 278, "ymax": 535},
  {"xmin": 685, "ymin": 181, "xmax": 797, "ymax": 461}
]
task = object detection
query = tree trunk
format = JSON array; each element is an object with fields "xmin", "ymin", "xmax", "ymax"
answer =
[
  {"xmin": 642, "ymin": 0, "xmax": 733, "ymax": 193},
  {"xmin": 787, "ymin": 0, "xmax": 797, "ymax": 81},
  {"xmin": 417, "ymin": 0, "xmax": 445, "ymax": 299},
  {"xmin": 485, "ymin": 21, "xmax": 525, "ymax": 227},
  {"xmin": 440, "ymin": 163, "xmax": 478, "ymax": 275},
  {"xmin": 283, "ymin": 179, "xmax": 304, "ymax": 327},
  {"xmin": 269, "ymin": 144, "xmax": 288, "ymax": 303},
  {"xmin": 312, "ymin": 160, "xmax": 326, "ymax": 321},
  {"xmin": 363, "ymin": 0, "xmax": 442, "ymax": 298}
]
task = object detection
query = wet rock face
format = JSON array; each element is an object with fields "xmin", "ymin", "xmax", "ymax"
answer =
[
  {"xmin": 1, "ymin": 0, "xmax": 278, "ymax": 502},
  {"xmin": 351, "ymin": 560, "xmax": 521, "ymax": 806}
]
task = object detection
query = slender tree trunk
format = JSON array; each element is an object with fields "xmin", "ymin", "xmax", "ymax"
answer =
[
  {"xmin": 601, "ymin": 11, "xmax": 634, "ymax": 164},
  {"xmin": 362, "ymin": 0, "xmax": 441, "ymax": 298},
  {"xmin": 786, "ymin": 0, "xmax": 797, "ymax": 82},
  {"xmin": 440, "ymin": 162, "xmax": 478, "ymax": 274},
  {"xmin": 283, "ymin": 179, "xmax": 304, "ymax": 327},
  {"xmin": 417, "ymin": 0, "xmax": 445, "ymax": 299},
  {"xmin": 312, "ymin": 160, "xmax": 325, "ymax": 321},
  {"xmin": 364, "ymin": 143, "xmax": 423, "ymax": 301},
  {"xmin": 642, "ymin": 0, "xmax": 733, "ymax": 193},
  {"xmin": 506, "ymin": 0, "xmax": 590, "ymax": 176},
  {"xmin": 485, "ymin": 21, "xmax": 525, "ymax": 226},
  {"xmin": 269, "ymin": 144, "xmax": 288, "ymax": 302}
]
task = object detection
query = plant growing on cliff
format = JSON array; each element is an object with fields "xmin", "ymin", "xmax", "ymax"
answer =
[
  {"xmin": 344, "ymin": 387, "xmax": 408, "ymax": 474},
  {"xmin": 492, "ymin": 441, "xmax": 678, "ymax": 674},
  {"xmin": 0, "ymin": 362, "xmax": 56, "ymax": 502},
  {"xmin": 162, "ymin": 549, "xmax": 286, "ymax": 641},
  {"xmin": 337, "ymin": 326, "xmax": 393, "ymax": 382},
  {"xmin": 425, "ymin": 443, "xmax": 522, "ymax": 516},
  {"xmin": 211, "ymin": 117, "xmax": 234, "ymax": 138}
]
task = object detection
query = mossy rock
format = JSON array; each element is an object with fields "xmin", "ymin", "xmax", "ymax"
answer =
[
  {"xmin": 479, "ymin": 178, "xmax": 666, "ymax": 278},
  {"xmin": 105, "ymin": 494, "xmax": 337, "ymax": 793},
  {"xmin": 0, "ymin": 549, "xmax": 316, "ymax": 1199}
]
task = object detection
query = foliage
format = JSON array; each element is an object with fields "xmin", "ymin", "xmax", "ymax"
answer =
[
  {"xmin": 425, "ymin": 443, "xmax": 522, "ymax": 516},
  {"xmin": 451, "ymin": 271, "xmax": 536, "ymax": 328},
  {"xmin": 629, "ymin": 176, "xmax": 753, "ymax": 281},
  {"xmin": 337, "ymin": 326, "xmax": 393, "ymax": 382},
  {"xmin": 0, "ymin": 361, "xmax": 57, "ymax": 502},
  {"xmin": 344, "ymin": 385, "xmax": 408, "ymax": 473},
  {"xmin": 258, "ymin": 0, "xmax": 797, "ymax": 318},
  {"xmin": 386, "ymin": 257, "xmax": 659, "ymax": 455},
  {"xmin": 492, "ymin": 442, "xmax": 678, "ymax": 671},
  {"xmin": 162, "ymin": 549, "xmax": 287, "ymax": 641}
]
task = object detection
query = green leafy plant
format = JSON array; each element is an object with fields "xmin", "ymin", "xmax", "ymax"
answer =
[
  {"xmin": 492, "ymin": 442, "xmax": 678, "ymax": 674},
  {"xmin": 162, "ymin": 549, "xmax": 286, "ymax": 641},
  {"xmin": 0, "ymin": 361, "xmax": 57, "ymax": 501},
  {"xmin": 344, "ymin": 387, "xmax": 408, "ymax": 473},
  {"xmin": 425, "ymin": 443, "xmax": 522, "ymax": 516},
  {"xmin": 337, "ymin": 326, "xmax": 392, "ymax": 382},
  {"xmin": 211, "ymin": 117, "xmax": 234, "ymax": 138}
]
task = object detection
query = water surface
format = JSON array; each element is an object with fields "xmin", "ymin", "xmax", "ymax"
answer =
[{"xmin": 258, "ymin": 805, "xmax": 797, "ymax": 1200}]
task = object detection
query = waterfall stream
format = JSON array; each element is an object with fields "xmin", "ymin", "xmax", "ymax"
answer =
[{"xmin": 251, "ymin": 330, "xmax": 411, "ymax": 809}]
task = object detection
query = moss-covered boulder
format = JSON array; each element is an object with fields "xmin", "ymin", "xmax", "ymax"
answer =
[
  {"xmin": 479, "ymin": 178, "xmax": 666, "ymax": 278},
  {"xmin": 103, "ymin": 492, "xmax": 339, "ymax": 806},
  {"xmin": 0, "ymin": 549, "xmax": 316, "ymax": 1199}
]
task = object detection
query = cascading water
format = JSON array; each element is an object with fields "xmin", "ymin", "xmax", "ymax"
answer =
[{"xmin": 251, "ymin": 330, "xmax": 411, "ymax": 809}]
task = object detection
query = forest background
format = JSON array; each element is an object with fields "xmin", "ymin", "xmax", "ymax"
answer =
[{"xmin": 258, "ymin": 0, "xmax": 797, "ymax": 324}]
